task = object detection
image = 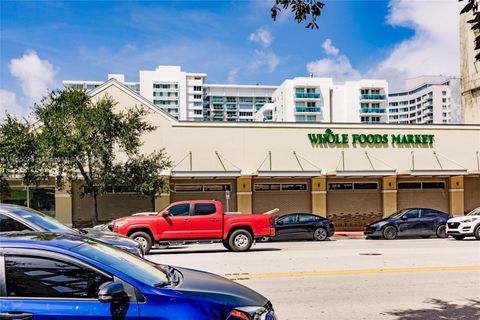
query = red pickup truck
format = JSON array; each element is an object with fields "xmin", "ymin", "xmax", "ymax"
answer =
[{"xmin": 112, "ymin": 200, "xmax": 275, "ymax": 254}]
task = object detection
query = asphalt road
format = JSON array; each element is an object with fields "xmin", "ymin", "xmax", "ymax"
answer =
[{"xmin": 147, "ymin": 238, "xmax": 480, "ymax": 320}]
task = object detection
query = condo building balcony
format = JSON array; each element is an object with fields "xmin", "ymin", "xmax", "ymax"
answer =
[
  {"xmin": 359, "ymin": 94, "xmax": 387, "ymax": 100},
  {"xmin": 295, "ymin": 93, "xmax": 321, "ymax": 99},
  {"xmin": 295, "ymin": 106, "xmax": 321, "ymax": 113},
  {"xmin": 360, "ymin": 107, "xmax": 386, "ymax": 114}
]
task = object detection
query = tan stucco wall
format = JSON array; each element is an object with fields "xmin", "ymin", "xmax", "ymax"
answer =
[{"xmin": 464, "ymin": 176, "xmax": 480, "ymax": 212}]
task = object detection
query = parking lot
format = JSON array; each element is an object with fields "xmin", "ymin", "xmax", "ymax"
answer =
[{"xmin": 147, "ymin": 238, "xmax": 480, "ymax": 320}]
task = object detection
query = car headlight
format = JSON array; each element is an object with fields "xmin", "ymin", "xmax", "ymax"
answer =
[
  {"xmin": 115, "ymin": 221, "xmax": 128, "ymax": 228},
  {"xmin": 461, "ymin": 218, "xmax": 478, "ymax": 223},
  {"xmin": 228, "ymin": 306, "xmax": 277, "ymax": 320}
]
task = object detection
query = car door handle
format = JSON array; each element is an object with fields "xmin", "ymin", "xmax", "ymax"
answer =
[
  {"xmin": 183, "ymin": 219, "xmax": 191, "ymax": 222},
  {"xmin": 0, "ymin": 312, "xmax": 34, "ymax": 320}
]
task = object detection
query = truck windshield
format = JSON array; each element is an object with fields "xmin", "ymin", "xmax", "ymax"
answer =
[{"xmin": 71, "ymin": 240, "xmax": 168, "ymax": 287}]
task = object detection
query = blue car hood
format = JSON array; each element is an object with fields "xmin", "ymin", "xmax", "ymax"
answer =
[{"xmin": 173, "ymin": 267, "xmax": 269, "ymax": 307}]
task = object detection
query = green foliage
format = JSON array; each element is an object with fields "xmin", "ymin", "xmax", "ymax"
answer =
[
  {"xmin": 460, "ymin": 0, "xmax": 480, "ymax": 60},
  {"xmin": 0, "ymin": 88, "xmax": 172, "ymax": 224},
  {"xmin": 271, "ymin": 0, "xmax": 325, "ymax": 29}
]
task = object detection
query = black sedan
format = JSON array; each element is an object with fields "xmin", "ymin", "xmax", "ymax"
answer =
[
  {"xmin": 0, "ymin": 204, "xmax": 143, "ymax": 256},
  {"xmin": 364, "ymin": 208, "xmax": 450, "ymax": 240},
  {"xmin": 262, "ymin": 213, "xmax": 335, "ymax": 242}
]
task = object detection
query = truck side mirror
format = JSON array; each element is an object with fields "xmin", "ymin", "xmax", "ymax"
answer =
[
  {"xmin": 160, "ymin": 211, "xmax": 169, "ymax": 217},
  {"xmin": 98, "ymin": 281, "xmax": 128, "ymax": 303}
]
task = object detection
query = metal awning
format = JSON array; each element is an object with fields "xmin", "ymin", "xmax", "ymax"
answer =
[
  {"xmin": 330, "ymin": 169, "xmax": 396, "ymax": 177},
  {"xmin": 255, "ymin": 170, "xmax": 322, "ymax": 177},
  {"xmin": 171, "ymin": 170, "xmax": 241, "ymax": 178},
  {"xmin": 399, "ymin": 169, "xmax": 468, "ymax": 176}
]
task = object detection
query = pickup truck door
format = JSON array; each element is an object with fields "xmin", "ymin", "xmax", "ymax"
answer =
[
  {"xmin": 158, "ymin": 203, "xmax": 191, "ymax": 239},
  {"xmin": 188, "ymin": 203, "xmax": 222, "ymax": 239}
]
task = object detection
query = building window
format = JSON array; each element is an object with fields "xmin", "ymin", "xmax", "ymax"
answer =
[
  {"xmin": 194, "ymin": 110, "xmax": 202, "ymax": 115},
  {"xmin": 398, "ymin": 182, "xmax": 445, "ymax": 189},
  {"xmin": 254, "ymin": 183, "xmax": 308, "ymax": 192},
  {"xmin": 174, "ymin": 184, "xmax": 231, "ymax": 193},
  {"xmin": 194, "ymin": 94, "xmax": 202, "ymax": 99},
  {"xmin": 0, "ymin": 186, "xmax": 55, "ymax": 217},
  {"xmin": 193, "ymin": 86, "xmax": 202, "ymax": 91},
  {"xmin": 328, "ymin": 182, "xmax": 378, "ymax": 191}
]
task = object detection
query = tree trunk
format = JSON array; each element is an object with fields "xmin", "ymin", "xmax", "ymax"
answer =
[{"xmin": 91, "ymin": 189, "xmax": 99, "ymax": 226}]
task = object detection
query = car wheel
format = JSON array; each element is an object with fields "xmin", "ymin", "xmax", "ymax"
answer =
[
  {"xmin": 129, "ymin": 231, "xmax": 153, "ymax": 254},
  {"xmin": 228, "ymin": 229, "xmax": 253, "ymax": 252},
  {"xmin": 475, "ymin": 225, "xmax": 480, "ymax": 240},
  {"xmin": 222, "ymin": 240, "xmax": 231, "ymax": 250},
  {"xmin": 313, "ymin": 227, "xmax": 328, "ymax": 241},
  {"xmin": 452, "ymin": 235, "xmax": 465, "ymax": 240},
  {"xmin": 436, "ymin": 224, "xmax": 447, "ymax": 238},
  {"xmin": 383, "ymin": 226, "xmax": 398, "ymax": 240}
]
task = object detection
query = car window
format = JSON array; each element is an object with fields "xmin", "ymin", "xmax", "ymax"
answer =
[
  {"xmin": 278, "ymin": 215, "xmax": 297, "ymax": 224},
  {"xmin": 298, "ymin": 215, "xmax": 316, "ymax": 223},
  {"xmin": 5, "ymin": 254, "xmax": 111, "ymax": 299},
  {"xmin": 5, "ymin": 206, "xmax": 73, "ymax": 233},
  {"xmin": 421, "ymin": 209, "xmax": 440, "ymax": 218},
  {"xmin": 167, "ymin": 204, "xmax": 190, "ymax": 216},
  {"xmin": 0, "ymin": 213, "xmax": 32, "ymax": 232},
  {"xmin": 193, "ymin": 203, "xmax": 216, "ymax": 216},
  {"xmin": 404, "ymin": 209, "xmax": 421, "ymax": 219}
]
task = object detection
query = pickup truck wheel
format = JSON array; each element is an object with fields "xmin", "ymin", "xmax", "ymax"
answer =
[
  {"xmin": 228, "ymin": 230, "xmax": 253, "ymax": 252},
  {"xmin": 130, "ymin": 231, "xmax": 153, "ymax": 254},
  {"xmin": 222, "ymin": 240, "xmax": 231, "ymax": 250}
]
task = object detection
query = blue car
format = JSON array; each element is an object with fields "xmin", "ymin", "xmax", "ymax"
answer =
[
  {"xmin": 364, "ymin": 208, "xmax": 450, "ymax": 240},
  {"xmin": 0, "ymin": 233, "xmax": 276, "ymax": 320}
]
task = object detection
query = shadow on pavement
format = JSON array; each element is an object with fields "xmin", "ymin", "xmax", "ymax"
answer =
[
  {"xmin": 148, "ymin": 247, "xmax": 282, "ymax": 255},
  {"xmin": 382, "ymin": 298, "xmax": 480, "ymax": 320}
]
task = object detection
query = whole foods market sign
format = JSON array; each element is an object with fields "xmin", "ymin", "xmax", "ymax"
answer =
[{"xmin": 308, "ymin": 129, "xmax": 434, "ymax": 146}]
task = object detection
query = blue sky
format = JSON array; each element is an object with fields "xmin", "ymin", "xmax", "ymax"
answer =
[{"xmin": 0, "ymin": 0, "xmax": 463, "ymax": 116}]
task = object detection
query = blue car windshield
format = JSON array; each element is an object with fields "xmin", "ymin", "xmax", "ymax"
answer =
[
  {"xmin": 9, "ymin": 206, "xmax": 74, "ymax": 233},
  {"xmin": 71, "ymin": 241, "xmax": 168, "ymax": 286},
  {"xmin": 388, "ymin": 209, "xmax": 409, "ymax": 218}
]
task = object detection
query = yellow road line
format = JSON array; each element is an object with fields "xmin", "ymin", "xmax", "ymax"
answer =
[{"xmin": 224, "ymin": 266, "xmax": 480, "ymax": 280}]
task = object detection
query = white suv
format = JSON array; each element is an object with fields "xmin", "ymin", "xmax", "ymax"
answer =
[{"xmin": 446, "ymin": 207, "xmax": 480, "ymax": 240}]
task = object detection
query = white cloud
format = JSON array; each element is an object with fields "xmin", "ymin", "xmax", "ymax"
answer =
[
  {"xmin": 250, "ymin": 50, "xmax": 280, "ymax": 72},
  {"xmin": 370, "ymin": 0, "xmax": 463, "ymax": 90},
  {"xmin": 0, "ymin": 89, "xmax": 28, "ymax": 120},
  {"xmin": 227, "ymin": 68, "xmax": 239, "ymax": 83},
  {"xmin": 306, "ymin": 39, "xmax": 361, "ymax": 80},
  {"xmin": 322, "ymin": 38, "xmax": 339, "ymax": 56},
  {"xmin": 9, "ymin": 50, "xmax": 56, "ymax": 105},
  {"xmin": 249, "ymin": 26, "xmax": 274, "ymax": 48}
]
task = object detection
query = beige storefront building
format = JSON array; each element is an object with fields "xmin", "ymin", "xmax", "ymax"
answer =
[{"xmin": 7, "ymin": 80, "xmax": 479, "ymax": 230}]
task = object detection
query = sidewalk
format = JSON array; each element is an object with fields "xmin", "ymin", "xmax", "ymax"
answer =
[{"xmin": 332, "ymin": 231, "xmax": 365, "ymax": 239}]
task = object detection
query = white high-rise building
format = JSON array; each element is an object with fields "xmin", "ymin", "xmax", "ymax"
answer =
[
  {"xmin": 203, "ymin": 84, "xmax": 276, "ymax": 122},
  {"xmin": 388, "ymin": 76, "xmax": 460, "ymax": 124},
  {"xmin": 63, "ymin": 74, "xmax": 140, "ymax": 94},
  {"xmin": 254, "ymin": 77, "xmax": 388, "ymax": 123}
]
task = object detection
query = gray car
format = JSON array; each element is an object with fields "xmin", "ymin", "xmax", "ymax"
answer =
[{"xmin": 0, "ymin": 204, "xmax": 143, "ymax": 256}]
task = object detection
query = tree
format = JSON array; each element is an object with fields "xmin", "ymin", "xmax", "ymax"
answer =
[
  {"xmin": 270, "ymin": 0, "xmax": 325, "ymax": 29},
  {"xmin": 460, "ymin": 0, "xmax": 480, "ymax": 61},
  {"xmin": 0, "ymin": 89, "xmax": 172, "ymax": 226}
]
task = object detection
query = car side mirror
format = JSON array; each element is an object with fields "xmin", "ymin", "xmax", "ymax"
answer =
[
  {"xmin": 160, "ymin": 211, "xmax": 169, "ymax": 217},
  {"xmin": 98, "ymin": 281, "xmax": 128, "ymax": 303}
]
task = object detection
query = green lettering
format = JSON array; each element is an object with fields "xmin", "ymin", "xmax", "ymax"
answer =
[
  {"xmin": 401, "ymin": 135, "xmax": 408, "ymax": 144},
  {"xmin": 366, "ymin": 134, "xmax": 375, "ymax": 144},
  {"xmin": 407, "ymin": 135, "xmax": 414, "ymax": 144},
  {"xmin": 414, "ymin": 135, "xmax": 421, "ymax": 144},
  {"xmin": 308, "ymin": 134, "xmax": 322, "ymax": 144},
  {"xmin": 341, "ymin": 134, "xmax": 349, "ymax": 144},
  {"xmin": 391, "ymin": 134, "xmax": 400, "ymax": 144},
  {"xmin": 374, "ymin": 134, "xmax": 382, "ymax": 144},
  {"xmin": 421, "ymin": 135, "xmax": 428, "ymax": 144},
  {"xmin": 352, "ymin": 134, "xmax": 360, "ymax": 144},
  {"xmin": 381, "ymin": 134, "xmax": 388, "ymax": 144},
  {"xmin": 359, "ymin": 134, "xmax": 367, "ymax": 144},
  {"xmin": 428, "ymin": 135, "xmax": 434, "ymax": 144}
]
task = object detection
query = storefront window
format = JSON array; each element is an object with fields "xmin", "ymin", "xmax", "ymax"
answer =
[{"xmin": 0, "ymin": 186, "xmax": 56, "ymax": 217}]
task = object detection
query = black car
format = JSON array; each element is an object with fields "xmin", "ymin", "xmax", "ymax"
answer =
[
  {"xmin": 0, "ymin": 204, "xmax": 143, "ymax": 256},
  {"xmin": 364, "ymin": 208, "xmax": 450, "ymax": 240},
  {"xmin": 262, "ymin": 213, "xmax": 335, "ymax": 242}
]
